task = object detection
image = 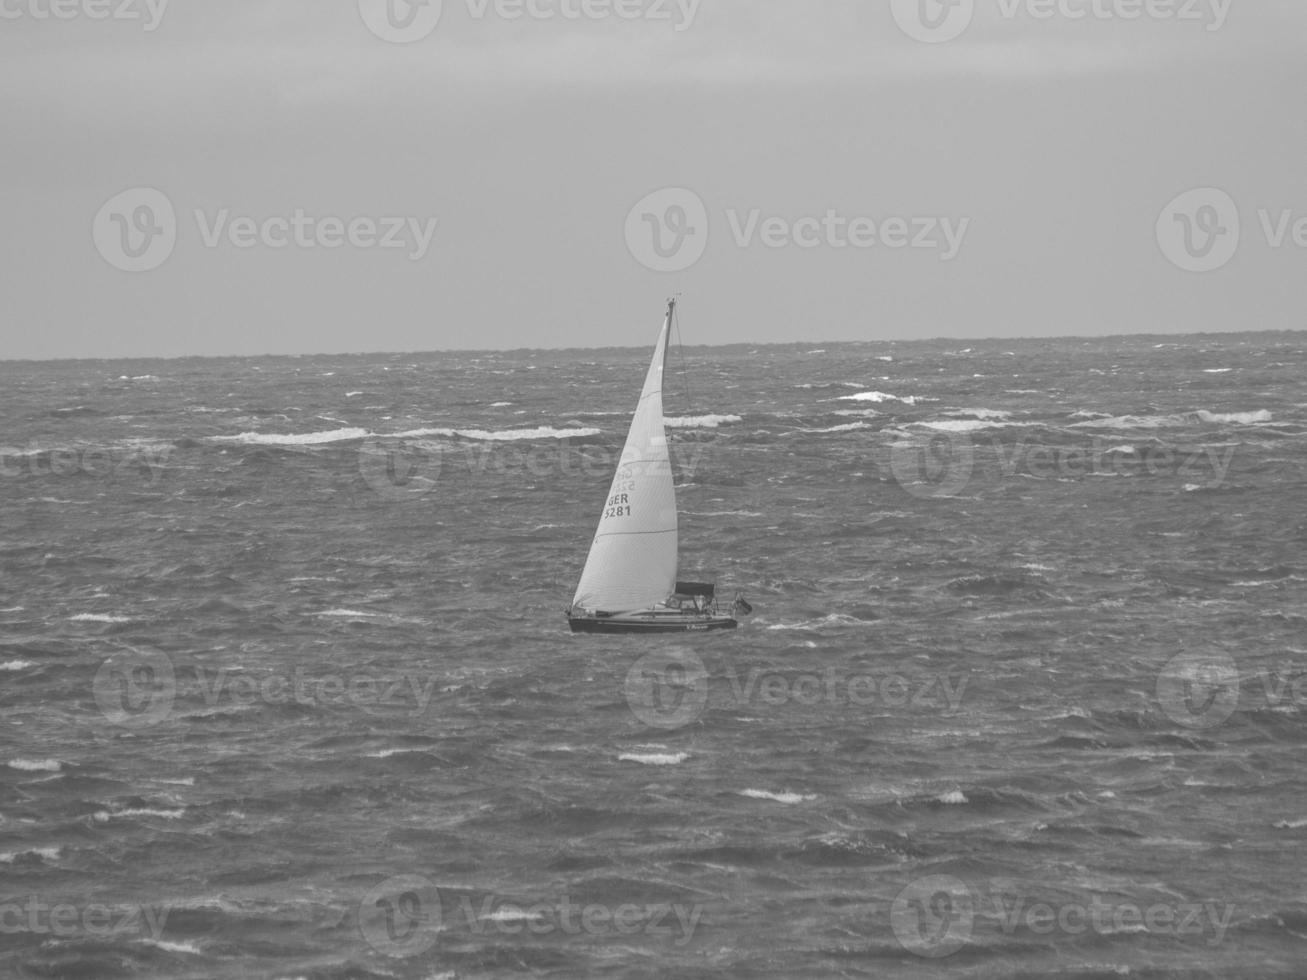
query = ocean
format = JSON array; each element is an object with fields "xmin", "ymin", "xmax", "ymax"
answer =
[{"xmin": 2, "ymin": 332, "xmax": 1305, "ymax": 978}]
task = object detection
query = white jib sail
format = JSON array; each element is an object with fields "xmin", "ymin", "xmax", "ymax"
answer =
[{"xmin": 571, "ymin": 307, "xmax": 678, "ymax": 612}]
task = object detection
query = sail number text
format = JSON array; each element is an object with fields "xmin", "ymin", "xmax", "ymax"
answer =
[{"xmin": 605, "ymin": 491, "xmax": 633, "ymax": 520}]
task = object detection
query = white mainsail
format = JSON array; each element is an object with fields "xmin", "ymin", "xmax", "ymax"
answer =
[{"xmin": 571, "ymin": 304, "xmax": 679, "ymax": 612}]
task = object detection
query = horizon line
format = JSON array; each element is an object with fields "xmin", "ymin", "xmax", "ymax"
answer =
[{"xmin": 2, "ymin": 327, "xmax": 1304, "ymax": 365}]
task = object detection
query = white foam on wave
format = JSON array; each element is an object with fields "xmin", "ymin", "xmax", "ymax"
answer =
[
  {"xmin": 8, "ymin": 758, "xmax": 63, "ymax": 772},
  {"xmin": 665, "ymin": 415, "xmax": 741, "ymax": 429},
  {"xmin": 945, "ymin": 408, "xmax": 1012, "ymax": 420},
  {"xmin": 1195, "ymin": 409, "xmax": 1272, "ymax": 425},
  {"xmin": 913, "ymin": 419, "xmax": 1036, "ymax": 433},
  {"xmin": 142, "ymin": 939, "xmax": 204, "ymax": 955},
  {"xmin": 366, "ymin": 748, "xmax": 425, "ymax": 759},
  {"xmin": 398, "ymin": 426, "xmax": 603, "ymax": 441},
  {"xmin": 1204, "ymin": 368, "xmax": 1234, "ymax": 374},
  {"xmin": 94, "ymin": 807, "xmax": 186, "ymax": 822},
  {"xmin": 1071, "ymin": 410, "xmax": 1272, "ymax": 430},
  {"xmin": 314, "ymin": 608, "xmax": 383, "ymax": 619},
  {"xmin": 1274, "ymin": 818, "xmax": 1307, "ymax": 830},
  {"xmin": 69, "ymin": 613, "xmax": 131, "ymax": 623},
  {"xmin": 619, "ymin": 752, "xmax": 689, "ymax": 766},
  {"xmin": 0, "ymin": 846, "xmax": 61, "ymax": 863},
  {"xmin": 937, "ymin": 790, "xmax": 969, "ymax": 805},
  {"xmin": 801, "ymin": 422, "xmax": 871, "ymax": 434},
  {"xmin": 0, "ymin": 660, "xmax": 34, "ymax": 671},
  {"xmin": 740, "ymin": 789, "xmax": 816, "ymax": 804},
  {"xmin": 838, "ymin": 391, "xmax": 928, "ymax": 405},
  {"xmin": 213, "ymin": 427, "xmax": 371, "ymax": 446}
]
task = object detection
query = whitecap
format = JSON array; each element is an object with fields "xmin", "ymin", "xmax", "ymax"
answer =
[
  {"xmin": 211, "ymin": 428, "xmax": 370, "ymax": 447},
  {"xmin": 0, "ymin": 660, "xmax": 34, "ymax": 671},
  {"xmin": 945, "ymin": 408, "xmax": 1012, "ymax": 420},
  {"xmin": 1194, "ymin": 409, "xmax": 1272, "ymax": 425},
  {"xmin": 1203, "ymin": 368, "xmax": 1234, "ymax": 374},
  {"xmin": 8, "ymin": 759, "xmax": 62, "ymax": 772},
  {"xmin": 69, "ymin": 613, "xmax": 131, "ymax": 623},
  {"xmin": 800, "ymin": 422, "xmax": 871, "ymax": 434},
  {"xmin": 665, "ymin": 415, "xmax": 741, "ymax": 429},
  {"xmin": 0, "ymin": 846, "xmax": 61, "ymax": 863},
  {"xmin": 937, "ymin": 790, "xmax": 968, "ymax": 805},
  {"xmin": 838, "ymin": 391, "xmax": 923, "ymax": 405},
  {"xmin": 740, "ymin": 789, "xmax": 816, "ymax": 804},
  {"xmin": 408, "ymin": 426, "xmax": 602, "ymax": 442},
  {"xmin": 1274, "ymin": 818, "xmax": 1307, "ymax": 830},
  {"xmin": 94, "ymin": 808, "xmax": 186, "ymax": 821},
  {"xmin": 141, "ymin": 939, "xmax": 204, "ymax": 955},
  {"xmin": 912, "ymin": 419, "xmax": 1036, "ymax": 433}
]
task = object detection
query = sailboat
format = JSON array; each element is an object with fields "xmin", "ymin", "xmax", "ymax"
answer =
[{"xmin": 566, "ymin": 299, "xmax": 751, "ymax": 634}]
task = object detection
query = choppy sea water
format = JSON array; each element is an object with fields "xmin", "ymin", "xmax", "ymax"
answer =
[{"xmin": 2, "ymin": 332, "xmax": 1306, "ymax": 979}]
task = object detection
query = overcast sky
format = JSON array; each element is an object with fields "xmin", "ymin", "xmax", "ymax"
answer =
[{"xmin": 1, "ymin": 0, "xmax": 1303, "ymax": 358}]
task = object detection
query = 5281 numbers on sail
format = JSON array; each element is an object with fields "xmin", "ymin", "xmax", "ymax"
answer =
[{"xmin": 604, "ymin": 491, "xmax": 632, "ymax": 520}]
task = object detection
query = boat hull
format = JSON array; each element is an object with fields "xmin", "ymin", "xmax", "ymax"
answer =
[{"xmin": 568, "ymin": 614, "xmax": 738, "ymax": 634}]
